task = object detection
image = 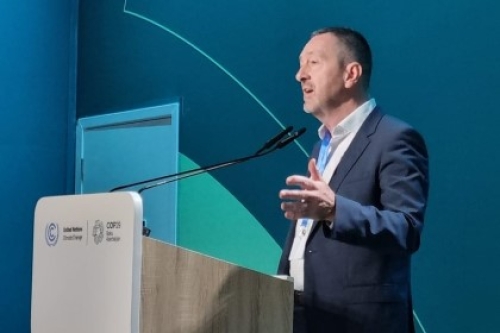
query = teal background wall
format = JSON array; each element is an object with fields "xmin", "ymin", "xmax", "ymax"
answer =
[
  {"xmin": 0, "ymin": 1, "xmax": 76, "ymax": 332},
  {"xmin": 75, "ymin": 0, "xmax": 500, "ymax": 332}
]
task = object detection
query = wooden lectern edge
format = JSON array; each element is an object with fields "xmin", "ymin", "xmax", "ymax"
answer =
[
  {"xmin": 140, "ymin": 236, "xmax": 294, "ymax": 333},
  {"xmin": 142, "ymin": 236, "xmax": 291, "ymax": 279}
]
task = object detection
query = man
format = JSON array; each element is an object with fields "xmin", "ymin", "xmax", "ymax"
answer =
[{"xmin": 278, "ymin": 27, "xmax": 429, "ymax": 333}]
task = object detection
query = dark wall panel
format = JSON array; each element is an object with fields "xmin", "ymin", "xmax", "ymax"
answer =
[{"xmin": 0, "ymin": 1, "xmax": 75, "ymax": 331}]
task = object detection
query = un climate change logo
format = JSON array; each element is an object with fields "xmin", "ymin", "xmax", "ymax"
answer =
[{"xmin": 45, "ymin": 222, "xmax": 59, "ymax": 246}]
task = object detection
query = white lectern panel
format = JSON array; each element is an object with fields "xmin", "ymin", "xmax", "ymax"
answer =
[{"xmin": 31, "ymin": 192, "xmax": 143, "ymax": 333}]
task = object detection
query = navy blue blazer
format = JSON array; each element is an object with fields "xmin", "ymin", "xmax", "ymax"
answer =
[{"xmin": 278, "ymin": 108, "xmax": 429, "ymax": 333}]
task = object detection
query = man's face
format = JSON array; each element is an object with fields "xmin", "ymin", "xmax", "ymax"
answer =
[{"xmin": 296, "ymin": 33, "xmax": 346, "ymax": 115}]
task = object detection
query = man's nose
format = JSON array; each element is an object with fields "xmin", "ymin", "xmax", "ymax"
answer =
[{"xmin": 295, "ymin": 66, "xmax": 308, "ymax": 82}]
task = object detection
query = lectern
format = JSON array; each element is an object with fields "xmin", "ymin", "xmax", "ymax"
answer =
[{"xmin": 31, "ymin": 192, "xmax": 293, "ymax": 333}]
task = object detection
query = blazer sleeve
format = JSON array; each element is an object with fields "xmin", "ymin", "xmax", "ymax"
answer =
[{"xmin": 332, "ymin": 126, "xmax": 429, "ymax": 254}]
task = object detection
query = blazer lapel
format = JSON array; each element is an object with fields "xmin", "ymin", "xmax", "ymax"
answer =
[
  {"xmin": 330, "ymin": 107, "xmax": 383, "ymax": 191},
  {"xmin": 310, "ymin": 108, "xmax": 383, "ymax": 233}
]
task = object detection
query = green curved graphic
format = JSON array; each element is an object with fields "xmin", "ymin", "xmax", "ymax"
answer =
[{"xmin": 178, "ymin": 154, "xmax": 282, "ymax": 275}]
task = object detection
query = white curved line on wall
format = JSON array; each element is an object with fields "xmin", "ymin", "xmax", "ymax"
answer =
[{"xmin": 123, "ymin": 0, "xmax": 308, "ymax": 156}]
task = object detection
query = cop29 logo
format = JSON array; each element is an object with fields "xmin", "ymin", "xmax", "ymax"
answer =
[
  {"xmin": 93, "ymin": 220, "xmax": 104, "ymax": 245},
  {"xmin": 45, "ymin": 222, "xmax": 59, "ymax": 246}
]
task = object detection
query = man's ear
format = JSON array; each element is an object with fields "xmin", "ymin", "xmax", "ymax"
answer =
[{"xmin": 344, "ymin": 62, "xmax": 363, "ymax": 89}]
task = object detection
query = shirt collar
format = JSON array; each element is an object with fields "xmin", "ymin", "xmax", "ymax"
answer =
[{"xmin": 318, "ymin": 98, "xmax": 376, "ymax": 140}]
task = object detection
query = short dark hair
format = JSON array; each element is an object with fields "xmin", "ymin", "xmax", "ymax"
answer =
[{"xmin": 312, "ymin": 27, "xmax": 372, "ymax": 90}]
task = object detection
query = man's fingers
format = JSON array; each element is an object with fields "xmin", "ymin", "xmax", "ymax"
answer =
[
  {"xmin": 279, "ymin": 189, "xmax": 304, "ymax": 201},
  {"xmin": 285, "ymin": 175, "xmax": 316, "ymax": 190},
  {"xmin": 281, "ymin": 201, "xmax": 311, "ymax": 220},
  {"xmin": 280, "ymin": 162, "xmax": 333, "ymax": 221},
  {"xmin": 308, "ymin": 158, "xmax": 322, "ymax": 181}
]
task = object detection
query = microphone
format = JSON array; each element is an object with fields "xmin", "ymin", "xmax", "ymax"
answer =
[
  {"xmin": 110, "ymin": 126, "xmax": 306, "ymax": 193},
  {"xmin": 136, "ymin": 126, "xmax": 306, "ymax": 193},
  {"xmin": 112, "ymin": 126, "xmax": 306, "ymax": 237},
  {"xmin": 254, "ymin": 126, "xmax": 293, "ymax": 155},
  {"xmin": 276, "ymin": 128, "xmax": 306, "ymax": 149}
]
